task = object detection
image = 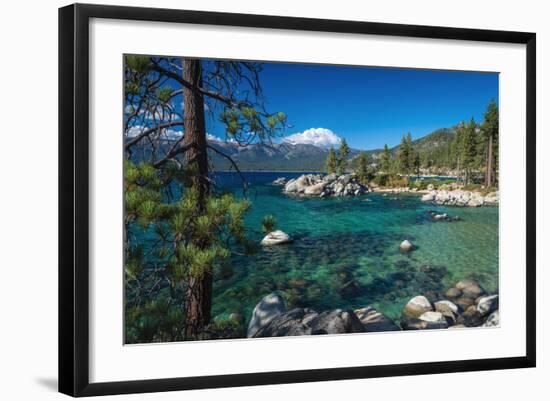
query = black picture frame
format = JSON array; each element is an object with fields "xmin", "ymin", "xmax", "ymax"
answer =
[{"xmin": 59, "ymin": 3, "xmax": 536, "ymax": 397}]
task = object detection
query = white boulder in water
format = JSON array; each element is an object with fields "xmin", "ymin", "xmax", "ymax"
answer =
[
  {"xmin": 260, "ymin": 230, "xmax": 293, "ymax": 245},
  {"xmin": 272, "ymin": 177, "xmax": 287, "ymax": 185},
  {"xmin": 421, "ymin": 192, "xmax": 435, "ymax": 202},
  {"xmin": 400, "ymin": 239, "xmax": 414, "ymax": 252}
]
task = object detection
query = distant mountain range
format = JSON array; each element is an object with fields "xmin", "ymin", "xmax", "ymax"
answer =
[
  {"xmin": 208, "ymin": 141, "xmax": 361, "ymax": 171},
  {"xmin": 208, "ymin": 127, "xmax": 456, "ymax": 171},
  {"xmin": 128, "ymin": 127, "xmax": 457, "ymax": 172}
]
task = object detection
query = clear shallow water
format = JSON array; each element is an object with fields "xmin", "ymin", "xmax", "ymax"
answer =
[{"xmin": 210, "ymin": 172, "xmax": 499, "ymax": 324}]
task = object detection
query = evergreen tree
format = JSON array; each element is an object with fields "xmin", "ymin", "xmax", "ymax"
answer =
[
  {"xmin": 380, "ymin": 144, "xmax": 390, "ymax": 172},
  {"xmin": 337, "ymin": 139, "xmax": 350, "ymax": 175},
  {"xmin": 461, "ymin": 118, "xmax": 478, "ymax": 184},
  {"xmin": 481, "ymin": 99, "xmax": 499, "ymax": 187},
  {"xmin": 413, "ymin": 152, "xmax": 421, "ymax": 178},
  {"xmin": 398, "ymin": 134, "xmax": 411, "ymax": 174},
  {"xmin": 356, "ymin": 151, "xmax": 369, "ymax": 183},
  {"xmin": 124, "ymin": 56, "xmax": 286, "ymax": 340},
  {"xmin": 261, "ymin": 215, "xmax": 276, "ymax": 234},
  {"xmin": 326, "ymin": 147, "xmax": 337, "ymax": 174},
  {"xmin": 406, "ymin": 132, "xmax": 414, "ymax": 171},
  {"xmin": 451, "ymin": 122, "xmax": 466, "ymax": 180}
]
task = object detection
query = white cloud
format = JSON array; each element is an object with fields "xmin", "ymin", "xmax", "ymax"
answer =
[
  {"xmin": 126, "ymin": 125, "xmax": 144, "ymax": 138},
  {"xmin": 161, "ymin": 129, "xmax": 183, "ymax": 140},
  {"xmin": 125, "ymin": 125, "xmax": 183, "ymax": 140},
  {"xmin": 282, "ymin": 128, "xmax": 342, "ymax": 148},
  {"xmin": 206, "ymin": 133, "xmax": 222, "ymax": 142}
]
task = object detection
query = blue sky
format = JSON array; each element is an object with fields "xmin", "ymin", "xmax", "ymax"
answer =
[{"xmin": 206, "ymin": 62, "xmax": 499, "ymax": 150}]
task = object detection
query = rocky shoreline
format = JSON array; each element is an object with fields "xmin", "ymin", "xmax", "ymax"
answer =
[
  {"xmin": 275, "ymin": 173, "xmax": 498, "ymax": 206},
  {"xmin": 421, "ymin": 189, "xmax": 499, "ymax": 207},
  {"xmin": 245, "ymin": 278, "xmax": 498, "ymax": 338}
]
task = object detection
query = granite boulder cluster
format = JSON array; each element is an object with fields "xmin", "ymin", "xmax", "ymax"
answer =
[
  {"xmin": 283, "ymin": 173, "xmax": 369, "ymax": 197},
  {"xmin": 246, "ymin": 278, "xmax": 498, "ymax": 338}
]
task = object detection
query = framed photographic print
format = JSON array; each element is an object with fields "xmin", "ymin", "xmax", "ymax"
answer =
[{"xmin": 58, "ymin": 3, "xmax": 536, "ymax": 397}]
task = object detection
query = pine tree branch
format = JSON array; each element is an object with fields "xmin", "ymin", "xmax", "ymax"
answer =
[
  {"xmin": 206, "ymin": 144, "xmax": 248, "ymax": 195},
  {"xmin": 153, "ymin": 142, "xmax": 196, "ymax": 169},
  {"xmin": 125, "ymin": 121, "xmax": 184, "ymax": 150}
]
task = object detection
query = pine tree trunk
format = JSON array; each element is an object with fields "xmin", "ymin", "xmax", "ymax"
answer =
[
  {"xmin": 181, "ymin": 58, "xmax": 212, "ymax": 338},
  {"xmin": 486, "ymin": 135, "xmax": 493, "ymax": 187}
]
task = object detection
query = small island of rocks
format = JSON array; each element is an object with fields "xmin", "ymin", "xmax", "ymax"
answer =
[{"xmin": 282, "ymin": 173, "xmax": 369, "ymax": 197}]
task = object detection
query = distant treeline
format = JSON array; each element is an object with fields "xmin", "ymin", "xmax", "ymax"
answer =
[{"xmin": 342, "ymin": 100, "xmax": 499, "ymax": 186}]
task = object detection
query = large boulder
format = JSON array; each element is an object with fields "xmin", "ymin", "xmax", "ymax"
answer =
[
  {"xmin": 247, "ymin": 293, "xmax": 286, "ymax": 337},
  {"xmin": 355, "ymin": 306, "xmax": 400, "ymax": 332},
  {"xmin": 306, "ymin": 309, "xmax": 365, "ymax": 334},
  {"xmin": 434, "ymin": 300, "xmax": 459, "ymax": 319},
  {"xmin": 402, "ymin": 295, "xmax": 433, "ymax": 319},
  {"xmin": 304, "ymin": 181, "xmax": 327, "ymax": 195},
  {"xmin": 418, "ymin": 311, "xmax": 449, "ymax": 328},
  {"xmin": 421, "ymin": 192, "xmax": 435, "ymax": 202},
  {"xmin": 456, "ymin": 279, "xmax": 484, "ymax": 298},
  {"xmin": 323, "ymin": 173, "xmax": 338, "ymax": 183},
  {"xmin": 260, "ymin": 230, "xmax": 293, "ymax": 246},
  {"xmin": 252, "ymin": 307, "xmax": 366, "ymax": 337},
  {"xmin": 455, "ymin": 296, "xmax": 475, "ymax": 309},
  {"xmin": 252, "ymin": 308, "xmax": 318, "ymax": 337},
  {"xmin": 476, "ymin": 294, "xmax": 499, "ymax": 316},
  {"xmin": 445, "ymin": 287, "xmax": 462, "ymax": 298}
]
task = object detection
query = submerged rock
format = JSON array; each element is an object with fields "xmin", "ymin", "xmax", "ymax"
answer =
[
  {"xmin": 445, "ymin": 287, "xmax": 462, "ymax": 298},
  {"xmin": 260, "ymin": 230, "xmax": 293, "ymax": 246},
  {"xmin": 247, "ymin": 293, "xmax": 286, "ymax": 337},
  {"xmin": 400, "ymin": 240, "xmax": 414, "ymax": 252},
  {"xmin": 455, "ymin": 297, "xmax": 475, "ymax": 309},
  {"xmin": 272, "ymin": 177, "xmax": 287, "ymax": 185},
  {"xmin": 355, "ymin": 306, "xmax": 400, "ymax": 332},
  {"xmin": 456, "ymin": 279, "xmax": 484, "ymax": 298}
]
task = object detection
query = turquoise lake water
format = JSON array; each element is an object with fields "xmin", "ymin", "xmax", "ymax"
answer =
[{"xmin": 209, "ymin": 172, "xmax": 499, "ymax": 324}]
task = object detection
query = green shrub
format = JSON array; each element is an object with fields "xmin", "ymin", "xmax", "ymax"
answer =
[
  {"xmin": 463, "ymin": 183, "xmax": 482, "ymax": 191},
  {"xmin": 372, "ymin": 174, "xmax": 409, "ymax": 188},
  {"xmin": 261, "ymin": 215, "xmax": 276, "ymax": 234}
]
